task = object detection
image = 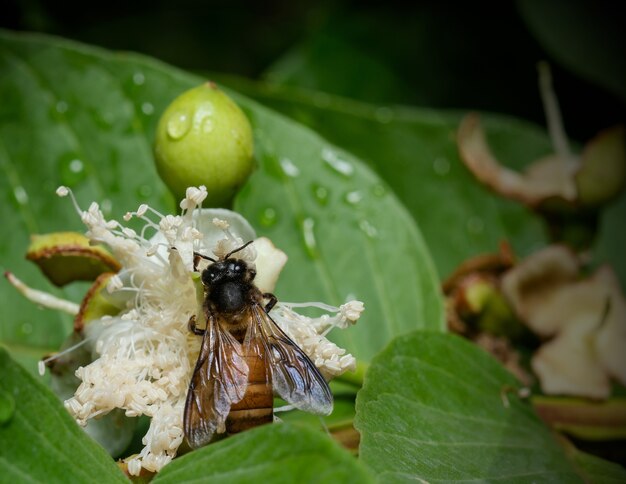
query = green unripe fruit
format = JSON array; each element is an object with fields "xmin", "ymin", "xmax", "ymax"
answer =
[{"xmin": 154, "ymin": 82, "xmax": 254, "ymax": 207}]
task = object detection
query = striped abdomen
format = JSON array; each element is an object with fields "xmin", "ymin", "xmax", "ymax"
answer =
[{"xmin": 226, "ymin": 344, "xmax": 273, "ymax": 434}]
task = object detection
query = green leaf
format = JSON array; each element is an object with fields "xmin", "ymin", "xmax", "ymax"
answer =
[
  {"xmin": 354, "ymin": 331, "xmax": 626, "ymax": 482},
  {"xmin": 0, "ymin": 347, "xmax": 126, "ymax": 483},
  {"xmin": 153, "ymin": 423, "xmax": 374, "ymax": 484},
  {"xmin": 518, "ymin": 0, "xmax": 626, "ymax": 102},
  {"xmin": 570, "ymin": 449, "xmax": 626, "ymax": 483},
  {"xmin": 234, "ymin": 98, "xmax": 445, "ymax": 360},
  {"xmin": 0, "ymin": 30, "xmax": 443, "ymax": 370},
  {"xmin": 594, "ymin": 190, "xmax": 626, "ymax": 289},
  {"xmin": 218, "ymin": 78, "xmax": 548, "ymax": 278}
]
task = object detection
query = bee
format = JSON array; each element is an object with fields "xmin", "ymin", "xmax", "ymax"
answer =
[{"xmin": 184, "ymin": 241, "xmax": 333, "ymax": 449}]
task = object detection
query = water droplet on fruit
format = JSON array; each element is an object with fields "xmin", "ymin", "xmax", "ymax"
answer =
[{"xmin": 166, "ymin": 110, "xmax": 191, "ymax": 140}]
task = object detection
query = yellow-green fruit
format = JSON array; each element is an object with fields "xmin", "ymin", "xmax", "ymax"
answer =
[{"xmin": 154, "ymin": 82, "xmax": 254, "ymax": 206}]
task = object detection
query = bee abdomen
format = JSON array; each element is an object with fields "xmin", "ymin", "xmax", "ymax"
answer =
[{"xmin": 226, "ymin": 352, "xmax": 273, "ymax": 434}]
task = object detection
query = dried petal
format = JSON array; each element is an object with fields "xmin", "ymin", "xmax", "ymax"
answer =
[
  {"xmin": 26, "ymin": 232, "xmax": 121, "ymax": 286},
  {"xmin": 501, "ymin": 245, "xmax": 580, "ymax": 336},
  {"xmin": 74, "ymin": 273, "xmax": 127, "ymax": 332}
]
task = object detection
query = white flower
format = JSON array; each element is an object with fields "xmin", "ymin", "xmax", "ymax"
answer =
[{"xmin": 38, "ymin": 186, "xmax": 364, "ymax": 475}]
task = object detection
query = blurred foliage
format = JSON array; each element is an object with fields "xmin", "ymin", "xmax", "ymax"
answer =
[{"xmin": 3, "ymin": 0, "xmax": 624, "ymax": 142}]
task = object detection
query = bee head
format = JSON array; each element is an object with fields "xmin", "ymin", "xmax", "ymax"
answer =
[{"xmin": 199, "ymin": 241, "xmax": 256, "ymax": 287}]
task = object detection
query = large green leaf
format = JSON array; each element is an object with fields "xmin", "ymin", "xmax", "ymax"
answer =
[
  {"xmin": 518, "ymin": 0, "xmax": 626, "ymax": 103},
  {"xmin": 0, "ymin": 348, "xmax": 127, "ymax": 483},
  {"xmin": 354, "ymin": 331, "xmax": 626, "ymax": 482},
  {"xmin": 0, "ymin": 30, "xmax": 443, "ymax": 372},
  {"xmin": 153, "ymin": 423, "xmax": 374, "ymax": 484},
  {"xmin": 217, "ymin": 78, "xmax": 549, "ymax": 278}
]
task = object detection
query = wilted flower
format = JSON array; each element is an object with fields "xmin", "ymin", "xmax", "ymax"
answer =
[
  {"xmin": 502, "ymin": 245, "xmax": 626, "ymax": 399},
  {"xmin": 10, "ymin": 186, "xmax": 363, "ymax": 475}
]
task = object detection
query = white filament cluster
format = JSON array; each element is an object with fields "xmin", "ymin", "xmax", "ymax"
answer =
[{"xmin": 54, "ymin": 185, "xmax": 363, "ymax": 475}]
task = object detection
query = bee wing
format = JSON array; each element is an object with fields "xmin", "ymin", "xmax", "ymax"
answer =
[
  {"xmin": 246, "ymin": 302, "xmax": 333, "ymax": 416},
  {"xmin": 184, "ymin": 314, "xmax": 249, "ymax": 449}
]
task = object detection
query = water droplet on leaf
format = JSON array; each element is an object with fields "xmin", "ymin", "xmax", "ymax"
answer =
[
  {"xmin": 13, "ymin": 186, "xmax": 28, "ymax": 205},
  {"xmin": 137, "ymin": 184, "xmax": 153, "ymax": 198},
  {"xmin": 301, "ymin": 217, "xmax": 318, "ymax": 259},
  {"xmin": 311, "ymin": 183, "xmax": 329, "ymax": 206},
  {"xmin": 433, "ymin": 157, "xmax": 450, "ymax": 176},
  {"xmin": 141, "ymin": 102, "xmax": 154, "ymax": 115},
  {"xmin": 280, "ymin": 158, "xmax": 300, "ymax": 177},
  {"xmin": 321, "ymin": 148, "xmax": 354, "ymax": 177},
  {"xmin": 58, "ymin": 153, "xmax": 87, "ymax": 187},
  {"xmin": 259, "ymin": 207, "xmax": 278, "ymax": 227},
  {"xmin": 133, "ymin": 71, "xmax": 146, "ymax": 86},
  {"xmin": 344, "ymin": 191, "xmax": 362, "ymax": 205},
  {"xmin": 359, "ymin": 219, "xmax": 378, "ymax": 238},
  {"xmin": 0, "ymin": 390, "xmax": 15, "ymax": 425},
  {"xmin": 467, "ymin": 216, "xmax": 484, "ymax": 234},
  {"xmin": 375, "ymin": 107, "xmax": 394, "ymax": 123},
  {"xmin": 372, "ymin": 184, "xmax": 387, "ymax": 197},
  {"xmin": 56, "ymin": 101, "xmax": 68, "ymax": 114}
]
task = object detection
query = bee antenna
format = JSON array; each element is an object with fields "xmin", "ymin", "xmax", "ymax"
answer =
[
  {"xmin": 224, "ymin": 240, "xmax": 254, "ymax": 260},
  {"xmin": 193, "ymin": 251, "xmax": 217, "ymax": 272}
]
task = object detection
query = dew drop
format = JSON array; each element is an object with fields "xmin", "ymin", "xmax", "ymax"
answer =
[
  {"xmin": 141, "ymin": 102, "xmax": 154, "ymax": 115},
  {"xmin": 259, "ymin": 207, "xmax": 278, "ymax": 227},
  {"xmin": 21, "ymin": 323, "xmax": 32, "ymax": 334},
  {"xmin": 301, "ymin": 217, "xmax": 318, "ymax": 259},
  {"xmin": 372, "ymin": 184, "xmax": 387, "ymax": 197},
  {"xmin": 192, "ymin": 102, "xmax": 215, "ymax": 134},
  {"xmin": 359, "ymin": 219, "xmax": 378, "ymax": 238},
  {"xmin": 202, "ymin": 118, "xmax": 215, "ymax": 133},
  {"xmin": 375, "ymin": 106, "xmax": 394, "ymax": 124},
  {"xmin": 280, "ymin": 158, "xmax": 300, "ymax": 178},
  {"xmin": 433, "ymin": 157, "xmax": 450, "ymax": 176},
  {"xmin": 311, "ymin": 183, "xmax": 329, "ymax": 206},
  {"xmin": 133, "ymin": 71, "xmax": 146, "ymax": 86},
  {"xmin": 58, "ymin": 153, "xmax": 87, "ymax": 187},
  {"xmin": 313, "ymin": 92, "xmax": 331, "ymax": 108},
  {"xmin": 137, "ymin": 184, "xmax": 153, "ymax": 198},
  {"xmin": 0, "ymin": 390, "xmax": 16, "ymax": 426},
  {"xmin": 13, "ymin": 186, "xmax": 28, "ymax": 205},
  {"xmin": 344, "ymin": 190, "xmax": 362, "ymax": 205},
  {"xmin": 466, "ymin": 216, "xmax": 485, "ymax": 234},
  {"xmin": 101, "ymin": 198, "xmax": 113, "ymax": 215},
  {"xmin": 321, "ymin": 148, "xmax": 354, "ymax": 177},
  {"xmin": 56, "ymin": 101, "xmax": 68, "ymax": 114},
  {"xmin": 166, "ymin": 110, "xmax": 191, "ymax": 140}
]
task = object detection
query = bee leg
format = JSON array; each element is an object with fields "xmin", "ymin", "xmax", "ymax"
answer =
[
  {"xmin": 263, "ymin": 293, "xmax": 278, "ymax": 312},
  {"xmin": 188, "ymin": 315, "xmax": 206, "ymax": 335}
]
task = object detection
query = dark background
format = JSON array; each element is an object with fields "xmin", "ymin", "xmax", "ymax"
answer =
[{"xmin": 2, "ymin": 0, "xmax": 625, "ymax": 142}]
